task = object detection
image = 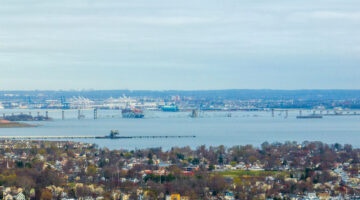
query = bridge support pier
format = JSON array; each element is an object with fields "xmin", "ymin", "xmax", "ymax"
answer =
[{"xmin": 94, "ymin": 108, "xmax": 98, "ymax": 120}]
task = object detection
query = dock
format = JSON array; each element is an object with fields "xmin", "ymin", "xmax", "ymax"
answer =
[{"xmin": 95, "ymin": 135, "xmax": 196, "ymax": 139}]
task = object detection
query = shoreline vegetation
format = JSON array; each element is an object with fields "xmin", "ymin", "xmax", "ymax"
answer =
[{"xmin": 0, "ymin": 119, "xmax": 36, "ymax": 128}]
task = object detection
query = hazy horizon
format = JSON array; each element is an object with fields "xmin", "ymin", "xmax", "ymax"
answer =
[
  {"xmin": 1, "ymin": 88, "xmax": 360, "ymax": 92},
  {"xmin": 1, "ymin": 0, "xmax": 359, "ymax": 90}
]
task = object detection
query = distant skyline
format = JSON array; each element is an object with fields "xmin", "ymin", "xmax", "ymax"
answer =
[{"xmin": 1, "ymin": 0, "xmax": 359, "ymax": 90}]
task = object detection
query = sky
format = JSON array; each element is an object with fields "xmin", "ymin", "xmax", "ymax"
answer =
[{"xmin": 0, "ymin": 0, "xmax": 359, "ymax": 90}]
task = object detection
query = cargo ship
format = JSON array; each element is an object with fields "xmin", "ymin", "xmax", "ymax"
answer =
[
  {"xmin": 160, "ymin": 105, "xmax": 179, "ymax": 112},
  {"xmin": 122, "ymin": 107, "xmax": 144, "ymax": 118},
  {"xmin": 296, "ymin": 114, "xmax": 323, "ymax": 119}
]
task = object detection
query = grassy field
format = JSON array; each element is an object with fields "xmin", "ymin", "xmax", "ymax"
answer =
[
  {"xmin": 218, "ymin": 170, "xmax": 285, "ymax": 177},
  {"xmin": 217, "ymin": 170, "xmax": 289, "ymax": 184}
]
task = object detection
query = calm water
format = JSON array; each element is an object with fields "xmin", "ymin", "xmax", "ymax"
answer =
[{"xmin": 1, "ymin": 109, "xmax": 359, "ymax": 150}]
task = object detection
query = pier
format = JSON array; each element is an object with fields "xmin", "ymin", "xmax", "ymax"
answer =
[
  {"xmin": 0, "ymin": 136, "xmax": 94, "ymax": 140},
  {"xmin": 0, "ymin": 135, "xmax": 196, "ymax": 140}
]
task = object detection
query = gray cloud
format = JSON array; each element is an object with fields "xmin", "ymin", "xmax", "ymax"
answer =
[{"xmin": 0, "ymin": 0, "xmax": 359, "ymax": 90}]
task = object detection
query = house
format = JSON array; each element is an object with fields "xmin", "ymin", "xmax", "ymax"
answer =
[
  {"xmin": 165, "ymin": 193, "xmax": 180, "ymax": 200},
  {"xmin": 303, "ymin": 193, "xmax": 320, "ymax": 200},
  {"xmin": 224, "ymin": 191, "xmax": 235, "ymax": 200}
]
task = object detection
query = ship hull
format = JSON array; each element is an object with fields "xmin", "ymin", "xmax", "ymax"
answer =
[
  {"xmin": 296, "ymin": 115, "xmax": 323, "ymax": 119},
  {"xmin": 161, "ymin": 105, "xmax": 179, "ymax": 112},
  {"xmin": 122, "ymin": 112, "xmax": 144, "ymax": 118},
  {"xmin": 121, "ymin": 108, "xmax": 144, "ymax": 118}
]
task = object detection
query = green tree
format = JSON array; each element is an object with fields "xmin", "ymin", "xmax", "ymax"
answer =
[{"xmin": 86, "ymin": 164, "xmax": 97, "ymax": 177}]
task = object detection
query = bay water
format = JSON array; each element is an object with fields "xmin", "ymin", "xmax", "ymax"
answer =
[{"xmin": 0, "ymin": 109, "xmax": 359, "ymax": 150}]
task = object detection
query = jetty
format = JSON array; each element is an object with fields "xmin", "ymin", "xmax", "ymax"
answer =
[
  {"xmin": 0, "ymin": 136, "xmax": 94, "ymax": 140},
  {"xmin": 0, "ymin": 130, "xmax": 196, "ymax": 140}
]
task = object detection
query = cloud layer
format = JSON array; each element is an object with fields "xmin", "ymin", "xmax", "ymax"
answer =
[{"xmin": 0, "ymin": 0, "xmax": 359, "ymax": 90}]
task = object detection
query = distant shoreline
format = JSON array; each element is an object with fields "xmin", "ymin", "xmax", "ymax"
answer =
[{"xmin": 0, "ymin": 119, "xmax": 36, "ymax": 128}]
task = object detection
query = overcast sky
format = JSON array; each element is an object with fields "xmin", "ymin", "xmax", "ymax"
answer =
[{"xmin": 0, "ymin": 0, "xmax": 359, "ymax": 90}]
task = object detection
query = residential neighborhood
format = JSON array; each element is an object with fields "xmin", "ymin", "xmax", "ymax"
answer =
[{"xmin": 0, "ymin": 140, "xmax": 358, "ymax": 199}]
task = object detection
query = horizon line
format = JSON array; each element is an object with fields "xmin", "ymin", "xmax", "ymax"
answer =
[{"xmin": 1, "ymin": 88, "xmax": 360, "ymax": 92}]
